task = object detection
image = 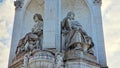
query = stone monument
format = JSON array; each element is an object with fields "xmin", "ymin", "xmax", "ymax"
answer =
[{"xmin": 9, "ymin": 0, "xmax": 108, "ymax": 68}]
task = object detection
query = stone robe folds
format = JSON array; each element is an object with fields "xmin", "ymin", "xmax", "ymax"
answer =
[{"xmin": 62, "ymin": 20, "xmax": 86, "ymax": 49}]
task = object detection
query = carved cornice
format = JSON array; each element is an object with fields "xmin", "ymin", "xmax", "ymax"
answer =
[
  {"xmin": 101, "ymin": 67, "xmax": 108, "ymax": 68},
  {"xmin": 93, "ymin": 0, "xmax": 102, "ymax": 5}
]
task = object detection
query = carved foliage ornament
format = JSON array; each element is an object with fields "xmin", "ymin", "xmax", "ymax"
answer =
[
  {"xmin": 14, "ymin": 0, "xmax": 24, "ymax": 9},
  {"xmin": 93, "ymin": 0, "xmax": 102, "ymax": 5}
]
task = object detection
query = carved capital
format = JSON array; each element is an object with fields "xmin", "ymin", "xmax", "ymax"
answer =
[
  {"xmin": 14, "ymin": 0, "xmax": 23, "ymax": 9},
  {"xmin": 93, "ymin": 0, "xmax": 102, "ymax": 5}
]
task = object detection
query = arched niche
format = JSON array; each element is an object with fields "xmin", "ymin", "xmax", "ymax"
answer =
[
  {"xmin": 21, "ymin": 0, "xmax": 44, "ymax": 37},
  {"xmin": 61, "ymin": 0, "xmax": 92, "ymax": 36}
]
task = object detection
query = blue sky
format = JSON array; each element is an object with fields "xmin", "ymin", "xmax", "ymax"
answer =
[
  {"xmin": 0, "ymin": 0, "xmax": 120, "ymax": 68},
  {"xmin": 0, "ymin": 0, "xmax": 3, "ymax": 2}
]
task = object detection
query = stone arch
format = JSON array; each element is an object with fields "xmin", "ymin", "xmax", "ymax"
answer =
[
  {"xmin": 20, "ymin": 0, "xmax": 45, "ymax": 37},
  {"xmin": 82, "ymin": 0, "xmax": 99, "ymax": 62},
  {"xmin": 60, "ymin": 0, "xmax": 98, "ymax": 58},
  {"xmin": 61, "ymin": 0, "xmax": 94, "ymax": 36},
  {"xmin": 21, "ymin": 0, "xmax": 45, "ymax": 19}
]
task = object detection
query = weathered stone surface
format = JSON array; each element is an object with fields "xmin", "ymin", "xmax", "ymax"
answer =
[
  {"xmin": 9, "ymin": 0, "xmax": 108, "ymax": 68},
  {"xmin": 29, "ymin": 50, "xmax": 55, "ymax": 68}
]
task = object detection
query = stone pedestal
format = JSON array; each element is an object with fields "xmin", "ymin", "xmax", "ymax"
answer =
[
  {"xmin": 29, "ymin": 50, "xmax": 55, "ymax": 68},
  {"xmin": 9, "ymin": 50, "xmax": 56, "ymax": 68},
  {"xmin": 65, "ymin": 61, "xmax": 100, "ymax": 68},
  {"xmin": 64, "ymin": 50, "xmax": 100, "ymax": 68}
]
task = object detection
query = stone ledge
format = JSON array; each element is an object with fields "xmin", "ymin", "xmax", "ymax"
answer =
[
  {"xmin": 65, "ymin": 49, "xmax": 97, "ymax": 62},
  {"xmin": 101, "ymin": 67, "xmax": 108, "ymax": 68},
  {"xmin": 65, "ymin": 58, "xmax": 100, "ymax": 67}
]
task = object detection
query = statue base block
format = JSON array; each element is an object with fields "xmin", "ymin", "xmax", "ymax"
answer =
[
  {"xmin": 64, "ymin": 49, "xmax": 100, "ymax": 68},
  {"xmin": 28, "ymin": 50, "xmax": 55, "ymax": 68},
  {"xmin": 9, "ymin": 49, "xmax": 102, "ymax": 68}
]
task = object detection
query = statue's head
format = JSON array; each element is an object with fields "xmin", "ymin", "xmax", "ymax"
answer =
[
  {"xmin": 28, "ymin": 33, "xmax": 38, "ymax": 44},
  {"xmin": 67, "ymin": 11, "xmax": 75, "ymax": 20},
  {"xmin": 33, "ymin": 13, "xmax": 43, "ymax": 22}
]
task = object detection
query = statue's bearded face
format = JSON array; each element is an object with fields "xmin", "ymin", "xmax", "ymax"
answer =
[
  {"xmin": 28, "ymin": 34, "xmax": 38, "ymax": 45},
  {"xmin": 29, "ymin": 38, "xmax": 37, "ymax": 45}
]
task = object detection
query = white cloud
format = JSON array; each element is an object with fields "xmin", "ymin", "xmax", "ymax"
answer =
[
  {"xmin": 0, "ymin": 20, "xmax": 10, "ymax": 39},
  {"xmin": 102, "ymin": 0, "xmax": 120, "ymax": 68},
  {"xmin": 0, "ymin": 0, "xmax": 14, "ymax": 68},
  {"xmin": 0, "ymin": 0, "xmax": 14, "ymax": 34},
  {"xmin": 102, "ymin": 0, "xmax": 112, "ymax": 13},
  {"xmin": 0, "ymin": 42, "xmax": 10, "ymax": 68}
]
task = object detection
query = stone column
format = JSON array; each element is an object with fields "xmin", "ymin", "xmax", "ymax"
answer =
[
  {"xmin": 92, "ymin": 1, "xmax": 108, "ymax": 67},
  {"xmin": 43, "ymin": 0, "xmax": 61, "ymax": 50},
  {"xmin": 9, "ymin": 3, "xmax": 23, "ymax": 66},
  {"xmin": 56, "ymin": 0, "xmax": 61, "ymax": 52}
]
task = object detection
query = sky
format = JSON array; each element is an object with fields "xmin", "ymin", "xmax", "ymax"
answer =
[{"xmin": 0, "ymin": 0, "xmax": 120, "ymax": 68}]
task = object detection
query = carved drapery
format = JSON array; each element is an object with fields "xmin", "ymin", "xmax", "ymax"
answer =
[
  {"xmin": 15, "ymin": 13, "xmax": 43, "ymax": 56},
  {"xmin": 61, "ymin": 12, "xmax": 94, "ymax": 55}
]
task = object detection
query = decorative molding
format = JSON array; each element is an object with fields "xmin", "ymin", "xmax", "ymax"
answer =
[
  {"xmin": 101, "ymin": 67, "xmax": 108, "ymax": 68},
  {"xmin": 14, "ymin": 0, "xmax": 24, "ymax": 9},
  {"xmin": 93, "ymin": 0, "xmax": 102, "ymax": 5}
]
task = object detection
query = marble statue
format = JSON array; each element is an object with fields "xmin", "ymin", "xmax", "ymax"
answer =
[
  {"xmin": 24, "ymin": 33, "xmax": 39, "ymax": 51},
  {"xmin": 85, "ymin": 36, "xmax": 94, "ymax": 54},
  {"xmin": 61, "ymin": 11, "xmax": 75, "ymax": 50},
  {"xmin": 61, "ymin": 12, "xmax": 83, "ymax": 50},
  {"xmin": 32, "ymin": 13, "xmax": 43, "ymax": 50},
  {"xmin": 16, "ymin": 38, "xmax": 25, "ymax": 54},
  {"xmin": 15, "ymin": 33, "xmax": 38, "ymax": 54},
  {"xmin": 61, "ymin": 12, "xmax": 94, "ymax": 53},
  {"xmin": 15, "ymin": 14, "xmax": 44, "ymax": 55},
  {"xmin": 15, "ymin": 34, "xmax": 28, "ymax": 54}
]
